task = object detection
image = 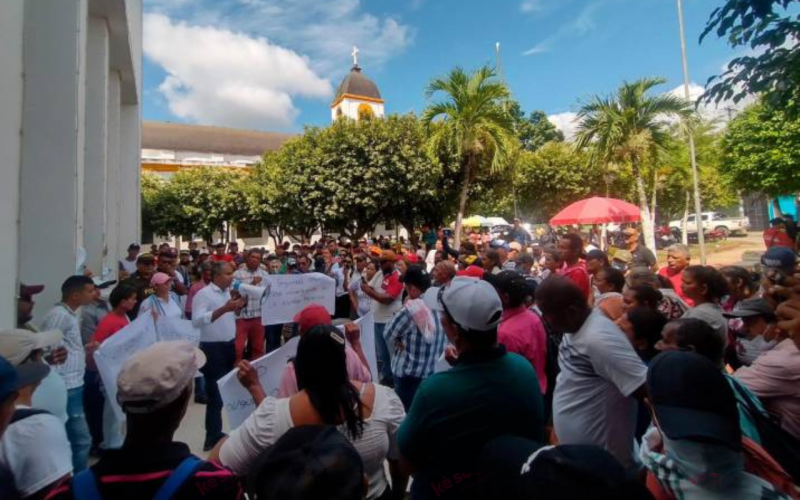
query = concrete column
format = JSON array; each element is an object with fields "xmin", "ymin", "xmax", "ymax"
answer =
[
  {"xmin": 106, "ymin": 72, "xmax": 122, "ymax": 277},
  {"xmin": 119, "ymin": 103, "xmax": 141, "ymax": 247},
  {"xmin": 19, "ymin": 0, "xmax": 88, "ymax": 321},
  {"xmin": 0, "ymin": 0, "xmax": 25, "ymax": 328},
  {"xmin": 84, "ymin": 16, "xmax": 110, "ymax": 276}
]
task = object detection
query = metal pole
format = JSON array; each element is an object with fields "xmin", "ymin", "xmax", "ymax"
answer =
[{"xmin": 676, "ymin": 0, "xmax": 706, "ymax": 264}]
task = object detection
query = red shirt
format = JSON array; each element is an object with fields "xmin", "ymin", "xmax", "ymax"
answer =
[
  {"xmin": 658, "ymin": 267, "xmax": 694, "ymax": 307},
  {"xmin": 498, "ymin": 306, "xmax": 548, "ymax": 394},
  {"xmin": 93, "ymin": 312, "xmax": 130, "ymax": 344},
  {"xmin": 763, "ymin": 228, "xmax": 794, "ymax": 249},
  {"xmin": 559, "ymin": 261, "xmax": 591, "ymax": 300},
  {"xmin": 382, "ymin": 270, "xmax": 404, "ymax": 299},
  {"xmin": 210, "ymin": 254, "xmax": 234, "ymax": 263}
]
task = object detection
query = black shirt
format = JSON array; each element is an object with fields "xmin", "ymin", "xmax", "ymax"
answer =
[
  {"xmin": 630, "ymin": 244, "xmax": 656, "ymax": 270},
  {"xmin": 122, "ymin": 272, "xmax": 155, "ymax": 319}
]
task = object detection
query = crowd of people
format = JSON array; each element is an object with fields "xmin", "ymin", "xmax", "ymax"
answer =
[{"xmin": 2, "ymin": 218, "xmax": 800, "ymax": 500}]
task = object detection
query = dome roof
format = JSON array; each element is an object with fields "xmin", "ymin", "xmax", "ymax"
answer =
[{"xmin": 333, "ymin": 65, "xmax": 382, "ymax": 104}]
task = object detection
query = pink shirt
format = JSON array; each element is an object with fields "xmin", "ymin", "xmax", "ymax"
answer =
[
  {"xmin": 734, "ymin": 339, "xmax": 800, "ymax": 440},
  {"xmin": 185, "ymin": 280, "xmax": 208, "ymax": 316},
  {"xmin": 498, "ymin": 305, "xmax": 548, "ymax": 394},
  {"xmin": 278, "ymin": 345, "xmax": 372, "ymax": 398}
]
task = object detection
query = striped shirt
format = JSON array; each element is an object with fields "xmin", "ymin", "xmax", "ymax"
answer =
[
  {"xmin": 40, "ymin": 303, "xmax": 85, "ymax": 390},
  {"xmin": 384, "ymin": 308, "xmax": 447, "ymax": 379},
  {"xmin": 233, "ymin": 267, "xmax": 270, "ymax": 320}
]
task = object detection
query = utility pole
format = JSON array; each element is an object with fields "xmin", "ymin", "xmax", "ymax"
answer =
[
  {"xmin": 676, "ymin": 0, "xmax": 706, "ymax": 264},
  {"xmin": 496, "ymin": 42, "xmax": 520, "ymax": 219}
]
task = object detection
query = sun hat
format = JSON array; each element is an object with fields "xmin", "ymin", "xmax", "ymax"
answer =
[{"xmin": 0, "ymin": 329, "xmax": 63, "ymax": 366}]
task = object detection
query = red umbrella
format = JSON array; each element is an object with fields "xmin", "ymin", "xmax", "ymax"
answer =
[{"xmin": 550, "ymin": 197, "xmax": 641, "ymax": 225}]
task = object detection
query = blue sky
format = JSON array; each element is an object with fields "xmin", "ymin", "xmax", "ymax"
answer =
[{"xmin": 142, "ymin": 0, "xmax": 741, "ymax": 137}]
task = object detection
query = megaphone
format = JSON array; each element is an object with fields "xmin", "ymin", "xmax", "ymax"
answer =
[{"xmin": 232, "ymin": 280, "xmax": 269, "ymax": 305}]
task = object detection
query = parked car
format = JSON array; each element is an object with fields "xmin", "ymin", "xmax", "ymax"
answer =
[{"xmin": 668, "ymin": 212, "xmax": 750, "ymax": 237}]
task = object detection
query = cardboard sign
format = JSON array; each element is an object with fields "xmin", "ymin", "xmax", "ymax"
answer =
[
  {"xmin": 261, "ymin": 274, "xmax": 335, "ymax": 325},
  {"xmin": 155, "ymin": 317, "xmax": 200, "ymax": 345}
]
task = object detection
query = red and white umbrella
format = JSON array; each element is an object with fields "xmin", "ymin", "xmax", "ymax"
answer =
[{"xmin": 550, "ymin": 197, "xmax": 641, "ymax": 226}]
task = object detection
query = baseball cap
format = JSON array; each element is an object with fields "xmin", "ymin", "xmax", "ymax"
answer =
[
  {"xmin": 0, "ymin": 328, "xmax": 63, "ymax": 365},
  {"xmin": 92, "ymin": 277, "xmax": 117, "ymax": 290},
  {"xmin": 404, "ymin": 253, "xmax": 420, "ymax": 264},
  {"xmin": 480, "ymin": 437, "xmax": 652, "ymax": 499},
  {"xmin": 0, "ymin": 356, "xmax": 50, "ymax": 402},
  {"xmin": 770, "ymin": 217, "xmax": 785, "ymax": 226},
  {"xmin": 150, "ymin": 272, "xmax": 172, "ymax": 287},
  {"xmin": 456, "ymin": 265, "xmax": 485, "ymax": 279},
  {"xmin": 761, "ymin": 246, "xmax": 797, "ymax": 271},
  {"xmin": 647, "ymin": 350, "xmax": 741, "ymax": 450},
  {"xmin": 293, "ymin": 304, "xmax": 332, "ymax": 334},
  {"xmin": 438, "ymin": 277, "xmax": 502, "ymax": 332},
  {"xmin": 127, "ymin": 242, "xmax": 141, "ymax": 251},
  {"xmin": 585, "ymin": 249, "xmax": 607, "ymax": 262},
  {"xmin": 246, "ymin": 425, "xmax": 365, "ymax": 500},
  {"xmin": 379, "ymin": 250, "xmax": 397, "ymax": 263},
  {"xmin": 136, "ymin": 253, "xmax": 155, "ymax": 265},
  {"xmin": 401, "ymin": 265, "xmax": 431, "ymax": 290},
  {"xmin": 117, "ymin": 341, "xmax": 206, "ymax": 414},
  {"xmin": 722, "ymin": 297, "xmax": 775, "ymax": 319},
  {"xmin": 19, "ymin": 284, "xmax": 45, "ymax": 300},
  {"xmin": 199, "ymin": 249, "xmax": 210, "ymax": 256}
]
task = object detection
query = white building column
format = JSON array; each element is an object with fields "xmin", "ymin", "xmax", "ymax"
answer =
[
  {"xmin": 119, "ymin": 103, "xmax": 141, "ymax": 247},
  {"xmin": 0, "ymin": 0, "xmax": 25, "ymax": 328},
  {"xmin": 84, "ymin": 16, "xmax": 110, "ymax": 276},
  {"xmin": 19, "ymin": 0, "xmax": 89, "ymax": 319},
  {"xmin": 106, "ymin": 72, "xmax": 122, "ymax": 276}
]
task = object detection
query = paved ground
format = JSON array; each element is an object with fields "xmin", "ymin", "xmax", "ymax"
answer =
[{"xmin": 174, "ymin": 399, "xmax": 225, "ymax": 457}]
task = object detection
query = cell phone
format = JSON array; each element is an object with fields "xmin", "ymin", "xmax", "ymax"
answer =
[{"xmin": 361, "ymin": 275, "xmax": 367, "ymax": 283}]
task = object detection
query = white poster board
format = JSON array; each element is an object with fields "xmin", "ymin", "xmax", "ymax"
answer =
[
  {"xmin": 155, "ymin": 316, "xmax": 200, "ymax": 345},
  {"xmin": 219, "ymin": 314, "xmax": 377, "ymax": 429},
  {"xmin": 261, "ymin": 274, "xmax": 335, "ymax": 325},
  {"xmin": 94, "ymin": 315, "xmax": 158, "ymax": 422}
]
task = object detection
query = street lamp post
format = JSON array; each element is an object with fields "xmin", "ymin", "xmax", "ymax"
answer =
[{"xmin": 676, "ymin": 0, "xmax": 706, "ymax": 264}]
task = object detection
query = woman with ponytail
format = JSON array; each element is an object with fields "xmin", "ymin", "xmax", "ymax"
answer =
[{"xmin": 211, "ymin": 324, "xmax": 407, "ymax": 500}]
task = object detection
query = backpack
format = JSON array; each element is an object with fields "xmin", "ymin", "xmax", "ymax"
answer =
[
  {"xmin": 72, "ymin": 456, "xmax": 204, "ymax": 500},
  {"xmin": 730, "ymin": 381, "xmax": 800, "ymax": 484}
]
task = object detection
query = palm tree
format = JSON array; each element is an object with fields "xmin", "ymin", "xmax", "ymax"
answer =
[
  {"xmin": 575, "ymin": 77, "xmax": 692, "ymax": 251},
  {"xmin": 423, "ymin": 66, "xmax": 516, "ymax": 248}
]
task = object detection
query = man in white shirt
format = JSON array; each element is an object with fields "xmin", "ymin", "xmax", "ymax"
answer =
[
  {"xmin": 233, "ymin": 249, "xmax": 270, "ymax": 362},
  {"xmin": 536, "ymin": 277, "xmax": 648, "ymax": 474},
  {"xmin": 191, "ymin": 262, "xmax": 245, "ymax": 451},
  {"xmin": 118, "ymin": 243, "xmax": 139, "ymax": 280},
  {"xmin": 40, "ymin": 275, "xmax": 96, "ymax": 472}
]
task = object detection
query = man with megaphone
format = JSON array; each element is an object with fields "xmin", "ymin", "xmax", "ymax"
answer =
[{"xmin": 233, "ymin": 249, "xmax": 270, "ymax": 362}]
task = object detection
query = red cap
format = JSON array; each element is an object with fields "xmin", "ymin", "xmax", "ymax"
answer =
[
  {"xmin": 293, "ymin": 304, "xmax": 332, "ymax": 334},
  {"xmin": 456, "ymin": 265, "xmax": 485, "ymax": 279},
  {"xmin": 405, "ymin": 253, "xmax": 420, "ymax": 263},
  {"xmin": 19, "ymin": 284, "xmax": 45, "ymax": 299}
]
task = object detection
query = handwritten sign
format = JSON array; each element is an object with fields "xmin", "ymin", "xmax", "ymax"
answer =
[
  {"xmin": 261, "ymin": 274, "xmax": 335, "ymax": 326},
  {"xmin": 94, "ymin": 315, "xmax": 158, "ymax": 422},
  {"xmin": 218, "ymin": 336, "xmax": 300, "ymax": 429},
  {"xmin": 156, "ymin": 317, "xmax": 200, "ymax": 345},
  {"xmin": 219, "ymin": 314, "xmax": 377, "ymax": 429}
]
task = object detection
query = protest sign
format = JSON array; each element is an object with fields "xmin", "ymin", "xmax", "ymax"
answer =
[
  {"xmin": 261, "ymin": 274, "xmax": 335, "ymax": 325},
  {"xmin": 155, "ymin": 316, "xmax": 200, "ymax": 345},
  {"xmin": 218, "ymin": 336, "xmax": 300, "ymax": 429},
  {"xmin": 94, "ymin": 314, "xmax": 158, "ymax": 421},
  {"xmin": 219, "ymin": 314, "xmax": 377, "ymax": 429}
]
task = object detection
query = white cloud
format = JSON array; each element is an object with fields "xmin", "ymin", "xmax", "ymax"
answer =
[
  {"xmin": 548, "ymin": 112, "xmax": 580, "ymax": 141},
  {"xmin": 143, "ymin": 14, "xmax": 332, "ymax": 130},
  {"xmin": 666, "ymin": 82, "xmax": 755, "ymax": 125},
  {"xmin": 522, "ymin": 1, "xmax": 604, "ymax": 56},
  {"xmin": 520, "ymin": 0, "xmax": 545, "ymax": 13}
]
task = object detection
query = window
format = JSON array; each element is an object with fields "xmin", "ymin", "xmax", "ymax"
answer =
[
  {"xmin": 357, "ymin": 103, "xmax": 374, "ymax": 121},
  {"xmin": 384, "ymin": 221, "xmax": 395, "ymax": 230}
]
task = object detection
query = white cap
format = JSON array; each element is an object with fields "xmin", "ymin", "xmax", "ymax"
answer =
[
  {"xmin": 438, "ymin": 277, "xmax": 503, "ymax": 332},
  {"xmin": 0, "ymin": 328, "xmax": 63, "ymax": 365}
]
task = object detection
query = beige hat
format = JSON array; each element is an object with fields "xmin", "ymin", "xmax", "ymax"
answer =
[
  {"xmin": 0, "ymin": 328, "xmax": 63, "ymax": 366},
  {"xmin": 117, "ymin": 341, "xmax": 206, "ymax": 414}
]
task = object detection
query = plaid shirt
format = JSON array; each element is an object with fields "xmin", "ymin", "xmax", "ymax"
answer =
[
  {"xmin": 40, "ymin": 303, "xmax": 85, "ymax": 389},
  {"xmin": 233, "ymin": 267, "xmax": 270, "ymax": 320},
  {"xmin": 384, "ymin": 307, "xmax": 447, "ymax": 379}
]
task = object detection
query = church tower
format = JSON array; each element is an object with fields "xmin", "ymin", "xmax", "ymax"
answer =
[{"xmin": 331, "ymin": 46, "xmax": 385, "ymax": 122}]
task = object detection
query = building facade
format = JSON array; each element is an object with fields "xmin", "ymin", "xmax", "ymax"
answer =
[{"xmin": 0, "ymin": 0, "xmax": 142, "ymax": 326}]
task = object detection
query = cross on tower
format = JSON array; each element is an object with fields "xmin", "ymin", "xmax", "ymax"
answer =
[{"xmin": 351, "ymin": 45, "xmax": 359, "ymax": 66}]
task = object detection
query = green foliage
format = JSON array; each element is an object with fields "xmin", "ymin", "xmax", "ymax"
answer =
[
  {"xmin": 141, "ymin": 173, "xmax": 167, "ymax": 237},
  {"xmin": 700, "ymin": 0, "xmax": 800, "ymax": 112},
  {"xmin": 506, "ymin": 101, "xmax": 565, "ymax": 151},
  {"xmin": 719, "ymin": 101, "xmax": 800, "ymax": 196}
]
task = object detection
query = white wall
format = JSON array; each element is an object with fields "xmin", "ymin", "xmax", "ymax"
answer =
[
  {"xmin": 0, "ymin": 0, "xmax": 25, "ymax": 328},
  {"xmin": 331, "ymin": 98, "xmax": 385, "ymax": 121}
]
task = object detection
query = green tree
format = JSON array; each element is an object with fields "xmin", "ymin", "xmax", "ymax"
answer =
[
  {"xmin": 700, "ymin": 0, "xmax": 800, "ymax": 112},
  {"xmin": 719, "ymin": 101, "xmax": 800, "ymax": 209},
  {"xmin": 506, "ymin": 101, "xmax": 564, "ymax": 151},
  {"xmin": 423, "ymin": 66, "xmax": 516, "ymax": 247},
  {"xmin": 141, "ymin": 173, "xmax": 168, "ymax": 238},
  {"xmin": 574, "ymin": 77, "xmax": 692, "ymax": 251}
]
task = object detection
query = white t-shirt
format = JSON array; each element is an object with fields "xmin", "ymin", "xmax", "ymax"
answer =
[
  {"xmin": 31, "ymin": 369, "xmax": 68, "ymax": 423},
  {"xmin": 119, "ymin": 258, "xmax": 137, "ymax": 275},
  {"xmin": 0, "ymin": 406, "xmax": 73, "ymax": 497},
  {"xmin": 220, "ymin": 385, "xmax": 406, "ymax": 500},
  {"xmin": 138, "ymin": 294, "xmax": 183, "ymax": 320},
  {"xmin": 682, "ymin": 303, "xmax": 728, "ymax": 346},
  {"xmin": 553, "ymin": 310, "xmax": 647, "ymax": 472}
]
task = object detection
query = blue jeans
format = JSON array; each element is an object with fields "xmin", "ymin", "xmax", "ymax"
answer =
[
  {"xmin": 374, "ymin": 323, "xmax": 394, "ymax": 386},
  {"xmin": 66, "ymin": 387, "xmax": 91, "ymax": 472},
  {"xmin": 200, "ymin": 340, "xmax": 236, "ymax": 446},
  {"xmin": 82, "ymin": 370, "xmax": 104, "ymax": 449},
  {"xmin": 394, "ymin": 376, "xmax": 423, "ymax": 411}
]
